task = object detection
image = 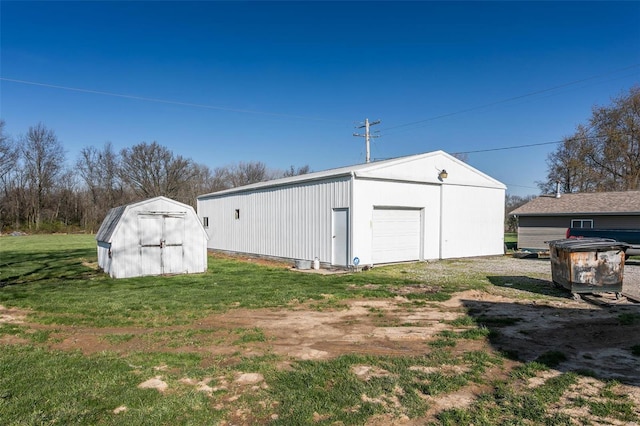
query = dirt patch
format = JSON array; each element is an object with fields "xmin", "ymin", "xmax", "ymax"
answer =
[
  {"xmin": 210, "ymin": 252, "xmax": 293, "ymax": 269},
  {"xmin": 3, "ymin": 257, "xmax": 640, "ymax": 422},
  {"xmin": 10, "ymin": 286, "xmax": 640, "ymax": 382},
  {"xmin": 0, "ymin": 305, "xmax": 29, "ymax": 324}
]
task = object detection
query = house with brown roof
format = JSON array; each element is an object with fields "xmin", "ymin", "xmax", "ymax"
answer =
[{"xmin": 509, "ymin": 191, "xmax": 640, "ymax": 251}]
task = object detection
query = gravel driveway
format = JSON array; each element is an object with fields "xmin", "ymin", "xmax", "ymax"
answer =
[{"xmin": 464, "ymin": 256, "xmax": 640, "ymax": 301}]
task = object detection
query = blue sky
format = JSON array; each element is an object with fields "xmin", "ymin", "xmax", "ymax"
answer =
[{"xmin": 1, "ymin": 1, "xmax": 639, "ymax": 197}]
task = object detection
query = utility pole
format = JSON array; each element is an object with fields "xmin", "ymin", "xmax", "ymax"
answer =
[{"xmin": 353, "ymin": 118, "xmax": 381, "ymax": 163}]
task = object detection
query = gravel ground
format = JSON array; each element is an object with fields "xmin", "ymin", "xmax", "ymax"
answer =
[
  {"xmin": 507, "ymin": 256, "xmax": 640, "ymax": 300},
  {"xmin": 407, "ymin": 255, "xmax": 640, "ymax": 301},
  {"xmin": 465, "ymin": 256, "xmax": 640, "ymax": 299}
]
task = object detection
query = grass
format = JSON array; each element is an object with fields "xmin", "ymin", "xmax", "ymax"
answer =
[
  {"xmin": 504, "ymin": 233, "xmax": 517, "ymax": 251},
  {"xmin": 1, "ymin": 234, "xmax": 638, "ymax": 425},
  {"xmin": 269, "ymin": 350, "xmax": 503, "ymax": 424},
  {"xmin": 0, "ymin": 235, "xmax": 525, "ymax": 329},
  {"xmin": 0, "ymin": 235, "xmax": 403, "ymax": 327},
  {"xmin": 437, "ymin": 369, "xmax": 639, "ymax": 425},
  {"xmin": 0, "ymin": 344, "xmax": 222, "ymax": 425},
  {"xmin": 504, "ymin": 233, "xmax": 517, "ymax": 244}
]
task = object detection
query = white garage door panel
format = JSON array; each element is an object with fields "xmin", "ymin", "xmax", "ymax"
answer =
[{"xmin": 372, "ymin": 208, "xmax": 421, "ymax": 264}]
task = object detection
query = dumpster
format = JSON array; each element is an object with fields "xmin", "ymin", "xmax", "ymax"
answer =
[{"xmin": 547, "ymin": 238, "xmax": 629, "ymax": 296}]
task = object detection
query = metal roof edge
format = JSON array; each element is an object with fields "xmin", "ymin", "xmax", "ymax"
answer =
[
  {"xmin": 197, "ymin": 152, "xmax": 445, "ymax": 199},
  {"xmin": 197, "ymin": 171, "xmax": 354, "ymax": 199},
  {"xmin": 352, "ymin": 150, "xmax": 506, "ymax": 189},
  {"xmin": 97, "ymin": 196, "xmax": 206, "ymax": 242},
  {"xmin": 196, "ymin": 150, "xmax": 506, "ymax": 199}
]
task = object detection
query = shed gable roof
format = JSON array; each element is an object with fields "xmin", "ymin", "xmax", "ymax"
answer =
[
  {"xmin": 95, "ymin": 196, "xmax": 204, "ymax": 243},
  {"xmin": 509, "ymin": 191, "xmax": 640, "ymax": 216},
  {"xmin": 198, "ymin": 150, "xmax": 505, "ymax": 199},
  {"xmin": 96, "ymin": 205, "xmax": 126, "ymax": 243}
]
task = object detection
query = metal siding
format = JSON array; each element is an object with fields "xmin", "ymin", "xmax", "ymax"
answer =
[
  {"xmin": 200, "ymin": 176, "xmax": 351, "ymax": 263},
  {"xmin": 351, "ymin": 179, "xmax": 441, "ymax": 264},
  {"xmin": 199, "ymin": 152, "xmax": 506, "ymax": 264},
  {"xmin": 115, "ymin": 207, "xmax": 142, "ymax": 278},
  {"xmin": 440, "ymin": 185, "xmax": 505, "ymax": 259},
  {"xmin": 96, "ymin": 242, "xmax": 111, "ymax": 274},
  {"xmin": 100, "ymin": 197, "xmax": 207, "ymax": 278}
]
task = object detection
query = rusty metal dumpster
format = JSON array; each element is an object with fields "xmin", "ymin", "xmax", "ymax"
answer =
[{"xmin": 547, "ymin": 238, "xmax": 629, "ymax": 296}]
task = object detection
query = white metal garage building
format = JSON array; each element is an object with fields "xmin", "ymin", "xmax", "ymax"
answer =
[
  {"xmin": 197, "ymin": 151, "xmax": 506, "ymax": 267},
  {"xmin": 96, "ymin": 196, "xmax": 209, "ymax": 278}
]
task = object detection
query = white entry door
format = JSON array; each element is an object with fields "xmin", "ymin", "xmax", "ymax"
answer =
[
  {"xmin": 332, "ymin": 208, "xmax": 349, "ymax": 266},
  {"xmin": 372, "ymin": 207, "xmax": 422, "ymax": 264}
]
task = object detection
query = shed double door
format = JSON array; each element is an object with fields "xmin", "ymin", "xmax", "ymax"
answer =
[{"xmin": 138, "ymin": 213, "xmax": 185, "ymax": 275}]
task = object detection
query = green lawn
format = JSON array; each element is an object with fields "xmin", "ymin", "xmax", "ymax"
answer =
[
  {"xmin": 0, "ymin": 235, "xmax": 493, "ymax": 328},
  {"xmin": 0, "ymin": 234, "xmax": 636, "ymax": 425}
]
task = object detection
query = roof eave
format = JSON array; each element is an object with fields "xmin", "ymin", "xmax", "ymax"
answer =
[
  {"xmin": 511, "ymin": 211, "xmax": 640, "ymax": 217},
  {"xmin": 197, "ymin": 171, "xmax": 354, "ymax": 199}
]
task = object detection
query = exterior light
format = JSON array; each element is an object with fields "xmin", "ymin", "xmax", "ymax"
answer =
[{"xmin": 438, "ymin": 169, "xmax": 448, "ymax": 180}]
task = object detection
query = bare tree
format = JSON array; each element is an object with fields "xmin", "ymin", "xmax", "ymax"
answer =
[
  {"xmin": 0, "ymin": 168, "xmax": 28, "ymax": 231},
  {"xmin": 77, "ymin": 142, "xmax": 127, "ymax": 230},
  {"xmin": 226, "ymin": 161, "xmax": 271, "ymax": 187},
  {"xmin": 540, "ymin": 86, "xmax": 640, "ymax": 194},
  {"xmin": 282, "ymin": 164, "xmax": 311, "ymax": 177},
  {"xmin": 505, "ymin": 194, "xmax": 536, "ymax": 232},
  {"xmin": 589, "ymin": 87, "xmax": 640, "ymax": 190},
  {"xmin": 0, "ymin": 120, "xmax": 319, "ymax": 231},
  {"xmin": 181, "ymin": 162, "xmax": 218, "ymax": 207},
  {"xmin": 0, "ymin": 120, "xmax": 18, "ymax": 181},
  {"xmin": 204, "ymin": 161, "xmax": 281, "ymax": 192},
  {"xmin": 52, "ymin": 169, "xmax": 81, "ymax": 228},
  {"xmin": 538, "ymin": 125, "xmax": 601, "ymax": 194},
  {"xmin": 0, "ymin": 120, "xmax": 20, "ymax": 230},
  {"xmin": 21, "ymin": 123, "xmax": 66, "ymax": 229},
  {"xmin": 119, "ymin": 141, "xmax": 197, "ymax": 203},
  {"xmin": 210, "ymin": 166, "xmax": 233, "ymax": 192}
]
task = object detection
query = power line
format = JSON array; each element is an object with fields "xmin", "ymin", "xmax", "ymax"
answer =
[
  {"xmin": 504, "ymin": 183, "xmax": 539, "ymax": 190},
  {"xmin": 452, "ymin": 139, "xmax": 563, "ymax": 155},
  {"xmin": 381, "ymin": 64, "xmax": 640, "ymax": 134},
  {"xmin": 452, "ymin": 134, "xmax": 611, "ymax": 155},
  {"xmin": 0, "ymin": 77, "xmax": 345, "ymax": 123},
  {"xmin": 353, "ymin": 118, "xmax": 381, "ymax": 163}
]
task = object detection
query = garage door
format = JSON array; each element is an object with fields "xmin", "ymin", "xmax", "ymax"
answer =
[{"xmin": 372, "ymin": 208, "xmax": 422, "ymax": 264}]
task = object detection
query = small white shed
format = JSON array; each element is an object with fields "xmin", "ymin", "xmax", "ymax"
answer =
[
  {"xmin": 197, "ymin": 151, "xmax": 506, "ymax": 267},
  {"xmin": 96, "ymin": 196, "xmax": 209, "ymax": 278}
]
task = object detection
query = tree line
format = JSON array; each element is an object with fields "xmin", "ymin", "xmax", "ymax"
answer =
[
  {"xmin": 0, "ymin": 122, "xmax": 310, "ymax": 233},
  {"xmin": 539, "ymin": 86, "xmax": 639, "ymax": 194},
  {"xmin": 2, "ymin": 86, "xmax": 637, "ymax": 234},
  {"xmin": 505, "ymin": 86, "xmax": 639, "ymax": 229}
]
